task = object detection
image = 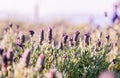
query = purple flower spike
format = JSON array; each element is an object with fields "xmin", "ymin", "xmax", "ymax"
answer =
[
  {"xmin": 48, "ymin": 27, "xmax": 52, "ymax": 44},
  {"xmin": 6, "ymin": 49, "xmax": 14, "ymax": 65},
  {"xmin": 62, "ymin": 34, "xmax": 68, "ymax": 45},
  {"xmin": 73, "ymin": 30, "xmax": 80, "ymax": 42},
  {"xmin": 112, "ymin": 59, "xmax": 116, "ymax": 64},
  {"xmin": 29, "ymin": 30, "xmax": 35, "ymax": 37},
  {"xmin": 97, "ymin": 39, "xmax": 101, "ymax": 47},
  {"xmin": 36, "ymin": 53, "xmax": 45, "ymax": 72},
  {"xmin": 84, "ymin": 33, "xmax": 90, "ymax": 45},
  {"xmin": 106, "ymin": 35, "xmax": 110, "ymax": 41},
  {"xmin": 22, "ymin": 35, "xmax": 25, "ymax": 43},
  {"xmin": 22, "ymin": 49, "xmax": 31, "ymax": 67},
  {"xmin": 0, "ymin": 48, "xmax": 4, "ymax": 56},
  {"xmin": 69, "ymin": 37, "xmax": 74, "ymax": 46},
  {"xmin": 40, "ymin": 29, "xmax": 44, "ymax": 44},
  {"xmin": 2, "ymin": 53, "xmax": 8, "ymax": 68}
]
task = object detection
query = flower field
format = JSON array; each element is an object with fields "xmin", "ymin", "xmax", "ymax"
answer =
[{"xmin": 0, "ymin": 21, "xmax": 120, "ymax": 78}]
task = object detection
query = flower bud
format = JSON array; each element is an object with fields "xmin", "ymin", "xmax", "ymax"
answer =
[
  {"xmin": 19, "ymin": 33, "xmax": 25, "ymax": 43},
  {"xmin": 40, "ymin": 29, "xmax": 44, "ymax": 44},
  {"xmin": 48, "ymin": 27, "xmax": 52, "ymax": 44},
  {"xmin": 73, "ymin": 30, "xmax": 80, "ymax": 42},
  {"xmin": 62, "ymin": 34, "xmax": 68, "ymax": 45},
  {"xmin": 29, "ymin": 30, "xmax": 34, "ymax": 37},
  {"xmin": 84, "ymin": 33, "xmax": 90, "ymax": 45},
  {"xmin": 106, "ymin": 35, "xmax": 110, "ymax": 41},
  {"xmin": 112, "ymin": 59, "xmax": 116, "ymax": 64},
  {"xmin": 69, "ymin": 37, "xmax": 74, "ymax": 46},
  {"xmin": 97, "ymin": 39, "xmax": 101, "ymax": 47}
]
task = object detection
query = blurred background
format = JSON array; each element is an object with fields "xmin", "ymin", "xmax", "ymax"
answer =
[{"xmin": 0, "ymin": 0, "xmax": 118, "ymax": 26}]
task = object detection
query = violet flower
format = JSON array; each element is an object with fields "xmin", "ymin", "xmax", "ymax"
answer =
[
  {"xmin": 22, "ymin": 49, "xmax": 31, "ymax": 67},
  {"xmin": 2, "ymin": 54, "xmax": 8, "ymax": 67},
  {"xmin": 74, "ymin": 30, "xmax": 80, "ymax": 41},
  {"xmin": 97, "ymin": 39, "xmax": 101, "ymax": 47},
  {"xmin": 62, "ymin": 34, "xmax": 68, "ymax": 45},
  {"xmin": 6, "ymin": 49, "xmax": 14, "ymax": 65},
  {"xmin": 48, "ymin": 27, "xmax": 52, "ymax": 44},
  {"xmin": 36, "ymin": 53, "xmax": 45, "ymax": 72},
  {"xmin": 21, "ymin": 34, "xmax": 25, "ymax": 43},
  {"xmin": 0, "ymin": 48, "xmax": 4, "ymax": 56},
  {"xmin": 29, "ymin": 30, "xmax": 35, "ymax": 37},
  {"xmin": 40, "ymin": 29, "xmax": 44, "ymax": 44},
  {"xmin": 106, "ymin": 35, "xmax": 110, "ymax": 41},
  {"xmin": 84, "ymin": 33, "xmax": 90, "ymax": 45},
  {"xmin": 69, "ymin": 37, "xmax": 74, "ymax": 46}
]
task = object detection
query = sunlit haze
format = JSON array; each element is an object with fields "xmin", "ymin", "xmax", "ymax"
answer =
[{"xmin": 0, "ymin": 0, "xmax": 117, "ymax": 24}]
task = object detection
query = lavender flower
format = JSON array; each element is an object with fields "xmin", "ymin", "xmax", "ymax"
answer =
[
  {"xmin": 6, "ymin": 49, "xmax": 14, "ymax": 65},
  {"xmin": 97, "ymin": 39, "xmax": 101, "ymax": 47},
  {"xmin": 36, "ymin": 53, "xmax": 45, "ymax": 72},
  {"xmin": 112, "ymin": 59, "xmax": 116, "ymax": 64},
  {"xmin": 0, "ymin": 48, "xmax": 4, "ymax": 56},
  {"xmin": 48, "ymin": 27, "xmax": 52, "ymax": 44},
  {"xmin": 1, "ymin": 53, "xmax": 8, "ymax": 72},
  {"xmin": 62, "ymin": 34, "xmax": 68, "ymax": 45},
  {"xmin": 69, "ymin": 37, "xmax": 74, "ymax": 46},
  {"xmin": 21, "ymin": 49, "xmax": 31, "ymax": 67},
  {"xmin": 106, "ymin": 35, "xmax": 110, "ymax": 41},
  {"xmin": 73, "ymin": 30, "xmax": 80, "ymax": 46},
  {"xmin": 58, "ymin": 41, "xmax": 63, "ymax": 50},
  {"xmin": 84, "ymin": 33, "xmax": 90, "ymax": 45},
  {"xmin": 17, "ymin": 37, "xmax": 24, "ymax": 48},
  {"xmin": 21, "ymin": 34, "xmax": 25, "ymax": 43},
  {"xmin": 29, "ymin": 30, "xmax": 34, "ymax": 37},
  {"xmin": 2, "ymin": 54, "xmax": 8, "ymax": 67},
  {"xmin": 112, "ymin": 5, "xmax": 119, "ymax": 23},
  {"xmin": 73, "ymin": 30, "xmax": 80, "ymax": 42},
  {"xmin": 40, "ymin": 29, "xmax": 44, "ymax": 44}
]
